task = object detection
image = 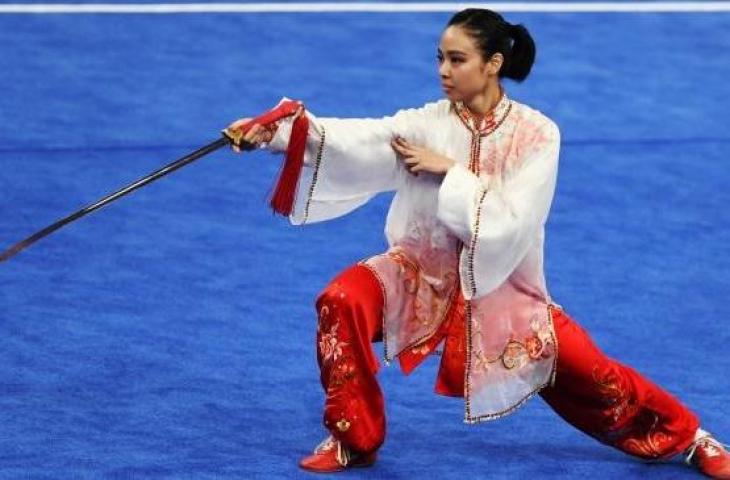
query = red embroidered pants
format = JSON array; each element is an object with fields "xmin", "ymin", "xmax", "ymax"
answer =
[{"xmin": 314, "ymin": 264, "xmax": 699, "ymax": 458}]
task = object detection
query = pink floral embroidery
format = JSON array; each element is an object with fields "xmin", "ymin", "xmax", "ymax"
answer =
[
  {"xmin": 501, "ymin": 340, "xmax": 529, "ymax": 370},
  {"xmin": 387, "ymin": 249, "xmax": 420, "ymax": 294},
  {"xmin": 530, "ymin": 314, "xmax": 555, "ymax": 358},
  {"xmin": 524, "ymin": 336, "xmax": 543, "ymax": 360},
  {"xmin": 473, "ymin": 351, "xmax": 491, "ymax": 373},
  {"xmin": 319, "ymin": 322, "xmax": 348, "ymax": 363}
]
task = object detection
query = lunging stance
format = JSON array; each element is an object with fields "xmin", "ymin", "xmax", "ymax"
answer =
[{"xmin": 227, "ymin": 9, "xmax": 729, "ymax": 477}]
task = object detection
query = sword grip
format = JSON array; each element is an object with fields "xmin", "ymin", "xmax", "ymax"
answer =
[{"xmin": 222, "ymin": 124, "xmax": 259, "ymax": 150}]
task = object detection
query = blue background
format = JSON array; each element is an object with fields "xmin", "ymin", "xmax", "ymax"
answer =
[{"xmin": 0, "ymin": 3, "xmax": 728, "ymax": 478}]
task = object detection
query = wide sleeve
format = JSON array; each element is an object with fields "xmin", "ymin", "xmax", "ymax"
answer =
[
  {"xmin": 265, "ymin": 98, "xmax": 435, "ymax": 225},
  {"xmin": 436, "ymin": 119, "xmax": 561, "ymax": 299}
]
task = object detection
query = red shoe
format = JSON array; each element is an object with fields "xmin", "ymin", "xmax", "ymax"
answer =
[
  {"xmin": 299, "ymin": 435, "xmax": 377, "ymax": 473},
  {"xmin": 686, "ymin": 434, "xmax": 730, "ymax": 479}
]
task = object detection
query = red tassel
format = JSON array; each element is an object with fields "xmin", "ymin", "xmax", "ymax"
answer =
[
  {"xmin": 249, "ymin": 100, "xmax": 300, "ymax": 133},
  {"xmin": 226, "ymin": 99, "xmax": 307, "ymax": 216},
  {"xmin": 270, "ymin": 114, "xmax": 309, "ymax": 216}
]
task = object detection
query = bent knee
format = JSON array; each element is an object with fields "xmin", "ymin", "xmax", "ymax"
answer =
[{"xmin": 316, "ymin": 265, "xmax": 383, "ymax": 315}]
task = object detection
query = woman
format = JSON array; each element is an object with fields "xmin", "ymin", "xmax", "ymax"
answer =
[{"xmin": 226, "ymin": 8, "xmax": 729, "ymax": 477}]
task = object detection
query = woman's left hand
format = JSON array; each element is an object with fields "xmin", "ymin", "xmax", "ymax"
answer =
[{"xmin": 391, "ymin": 137, "xmax": 455, "ymax": 175}]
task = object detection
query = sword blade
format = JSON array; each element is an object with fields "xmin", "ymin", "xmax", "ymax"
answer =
[{"xmin": 1, "ymin": 136, "xmax": 230, "ymax": 263}]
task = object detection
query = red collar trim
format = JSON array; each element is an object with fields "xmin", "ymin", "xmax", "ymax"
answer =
[{"xmin": 453, "ymin": 92, "xmax": 512, "ymax": 136}]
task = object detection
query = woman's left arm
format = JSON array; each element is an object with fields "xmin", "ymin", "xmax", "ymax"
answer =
[{"xmin": 436, "ymin": 119, "xmax": 561, "ymax": 299}]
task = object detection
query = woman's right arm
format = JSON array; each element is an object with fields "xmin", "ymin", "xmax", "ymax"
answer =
[{"xmin": 227, "ymin": 99, "xmax": 439, "ymax": 225}]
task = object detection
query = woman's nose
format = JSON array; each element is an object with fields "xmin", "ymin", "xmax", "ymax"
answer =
[{"xmin": 439, "ymin": 63, "xmax": 450, "ymax": 78}]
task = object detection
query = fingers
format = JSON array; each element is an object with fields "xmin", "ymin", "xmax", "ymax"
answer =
[
  {"xmin": 390, "ymin": 138, "xmax": 406, "ymax": 155},
  {"xmin": 402, "ymin": 156, "xmax": 418, "ymax": 167},
  {"xmin": 391, "ymin": 137, "xmax": 421, "ymax": 175},
  {"xmin": 403, "ymin": 157, "xmax": 421, "ymax": 171},
  {"xmin": 230, "ymin": 123, "xmax": 266, "ymax": 152},
  {"xmin": 391, "ymin": 136, "xmax": 418, "ymax": 156},
  {"xmin": 242, "ymin": 124, "xmax": 263, "ymax": 144},
  {"xmin": 401, "ymin": 155, "xmax": 421, "ymax": 176},
  {"xmin": 228, "ymin": 118, "xmax": 273, "ymax": 152}
]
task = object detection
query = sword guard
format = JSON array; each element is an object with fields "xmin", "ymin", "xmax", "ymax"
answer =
[
  {"xmin": 222, "ymin": 126, "xmax": 243, "ymax": 146},
  {"xmin": 222, "ymin": 126, "xmax": 258, "ymax": 150}
]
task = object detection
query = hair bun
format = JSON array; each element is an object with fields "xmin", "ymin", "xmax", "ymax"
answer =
[{"xmin": 504, "ymin": 23, "xmax": 536, "ymax": 81}]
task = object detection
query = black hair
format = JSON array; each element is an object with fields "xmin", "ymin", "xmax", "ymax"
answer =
[{"xmin": 447, "ymin": 8, "xmax": 536, "ymax": 82}]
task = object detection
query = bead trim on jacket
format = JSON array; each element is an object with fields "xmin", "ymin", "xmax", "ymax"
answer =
[{"xmin": 301, "ymin": 126, "xmax": 327, "ymax": 224}]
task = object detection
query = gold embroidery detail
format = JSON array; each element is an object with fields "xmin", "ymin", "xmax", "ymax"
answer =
[
  {"xmin": 387, "ymin": 279, "xmax": 458, "ymax": 363},
  {"xmin": 463, "ymin": 318, "xmax": 553, "ymax": 372},
  {"xmin": 622, "ymin": 413, "xmax": 670, "ymax": 459},
  {"xmin": 361, "ymin": 255, "xmax": 458, "ymax": 365},
  {"xmin": 319, "ymin": 321, "xmax": 348, "ymax": 364},
  {"xmin": 387, "ymin": 250, "xmax": 421, "ymax": 294},
  {"xmin": 464, "ymin": 304, "xmax": 560, "ymax": 424},
  {"xmin": 501, "ymin": 340, "xmax": 528, "ymax": 370},
  {"xmin": 336, "ymin": 418, "xmax": 351, "ymax": 432},
  {"xmin": 411, "ymin": 344, "xmax": 431, "ymax": 356},
  {"xmin": 590, "ymin": 363, "xmax": 673, "ymax": 458}
]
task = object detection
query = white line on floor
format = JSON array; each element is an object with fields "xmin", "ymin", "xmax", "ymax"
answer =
[{"xmin": 1, "ymin": 2, "xmax": 730, "ymax": 14}]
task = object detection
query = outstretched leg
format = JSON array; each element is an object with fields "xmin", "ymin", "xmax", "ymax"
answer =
[{"xmin": 540, "ymin": 306, "xmax": 699, "ymax": 459}]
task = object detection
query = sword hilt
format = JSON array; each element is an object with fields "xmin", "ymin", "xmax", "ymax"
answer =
[
  {"xmin": 222, "ymin": 126, "xmax": 245, "ymax": 147},
  {"xmin": 222, "ymin": 124, "xmax": 267, "ymax": 151}
]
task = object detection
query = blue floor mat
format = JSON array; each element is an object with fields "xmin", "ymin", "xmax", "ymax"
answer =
[{"xmin": 1, "ymin": 6, "xmax": 728, "ymax": 479}]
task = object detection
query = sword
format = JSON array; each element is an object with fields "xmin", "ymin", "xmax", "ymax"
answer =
[{"xmin": 1, "ymin": 128, "xmax": 248, "ymax": 263}]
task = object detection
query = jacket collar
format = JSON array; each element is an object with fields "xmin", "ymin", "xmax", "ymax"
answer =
[{"xmin": 453, "ymin": 90, "xmax": 512, "ymax": 136}]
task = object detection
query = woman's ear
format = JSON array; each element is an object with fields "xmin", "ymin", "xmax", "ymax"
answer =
[{"xmin": 486, "ymin": 52, "xmax": 504, "ymax": 76}]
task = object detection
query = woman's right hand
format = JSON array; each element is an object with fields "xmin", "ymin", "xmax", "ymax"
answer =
[{"xmin": 226, "ymin": 118, "xmax": 277, "ymax": 153}]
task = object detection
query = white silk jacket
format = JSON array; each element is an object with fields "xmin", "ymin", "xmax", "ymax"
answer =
[{"xmin": 267, "ymin": 92, "xmax": 561, "ymax": 422}]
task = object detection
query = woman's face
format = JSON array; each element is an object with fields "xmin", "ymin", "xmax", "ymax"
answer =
[{"xmin": 437, "ymin": 26, "xmax": 499, "ymax": 103}]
